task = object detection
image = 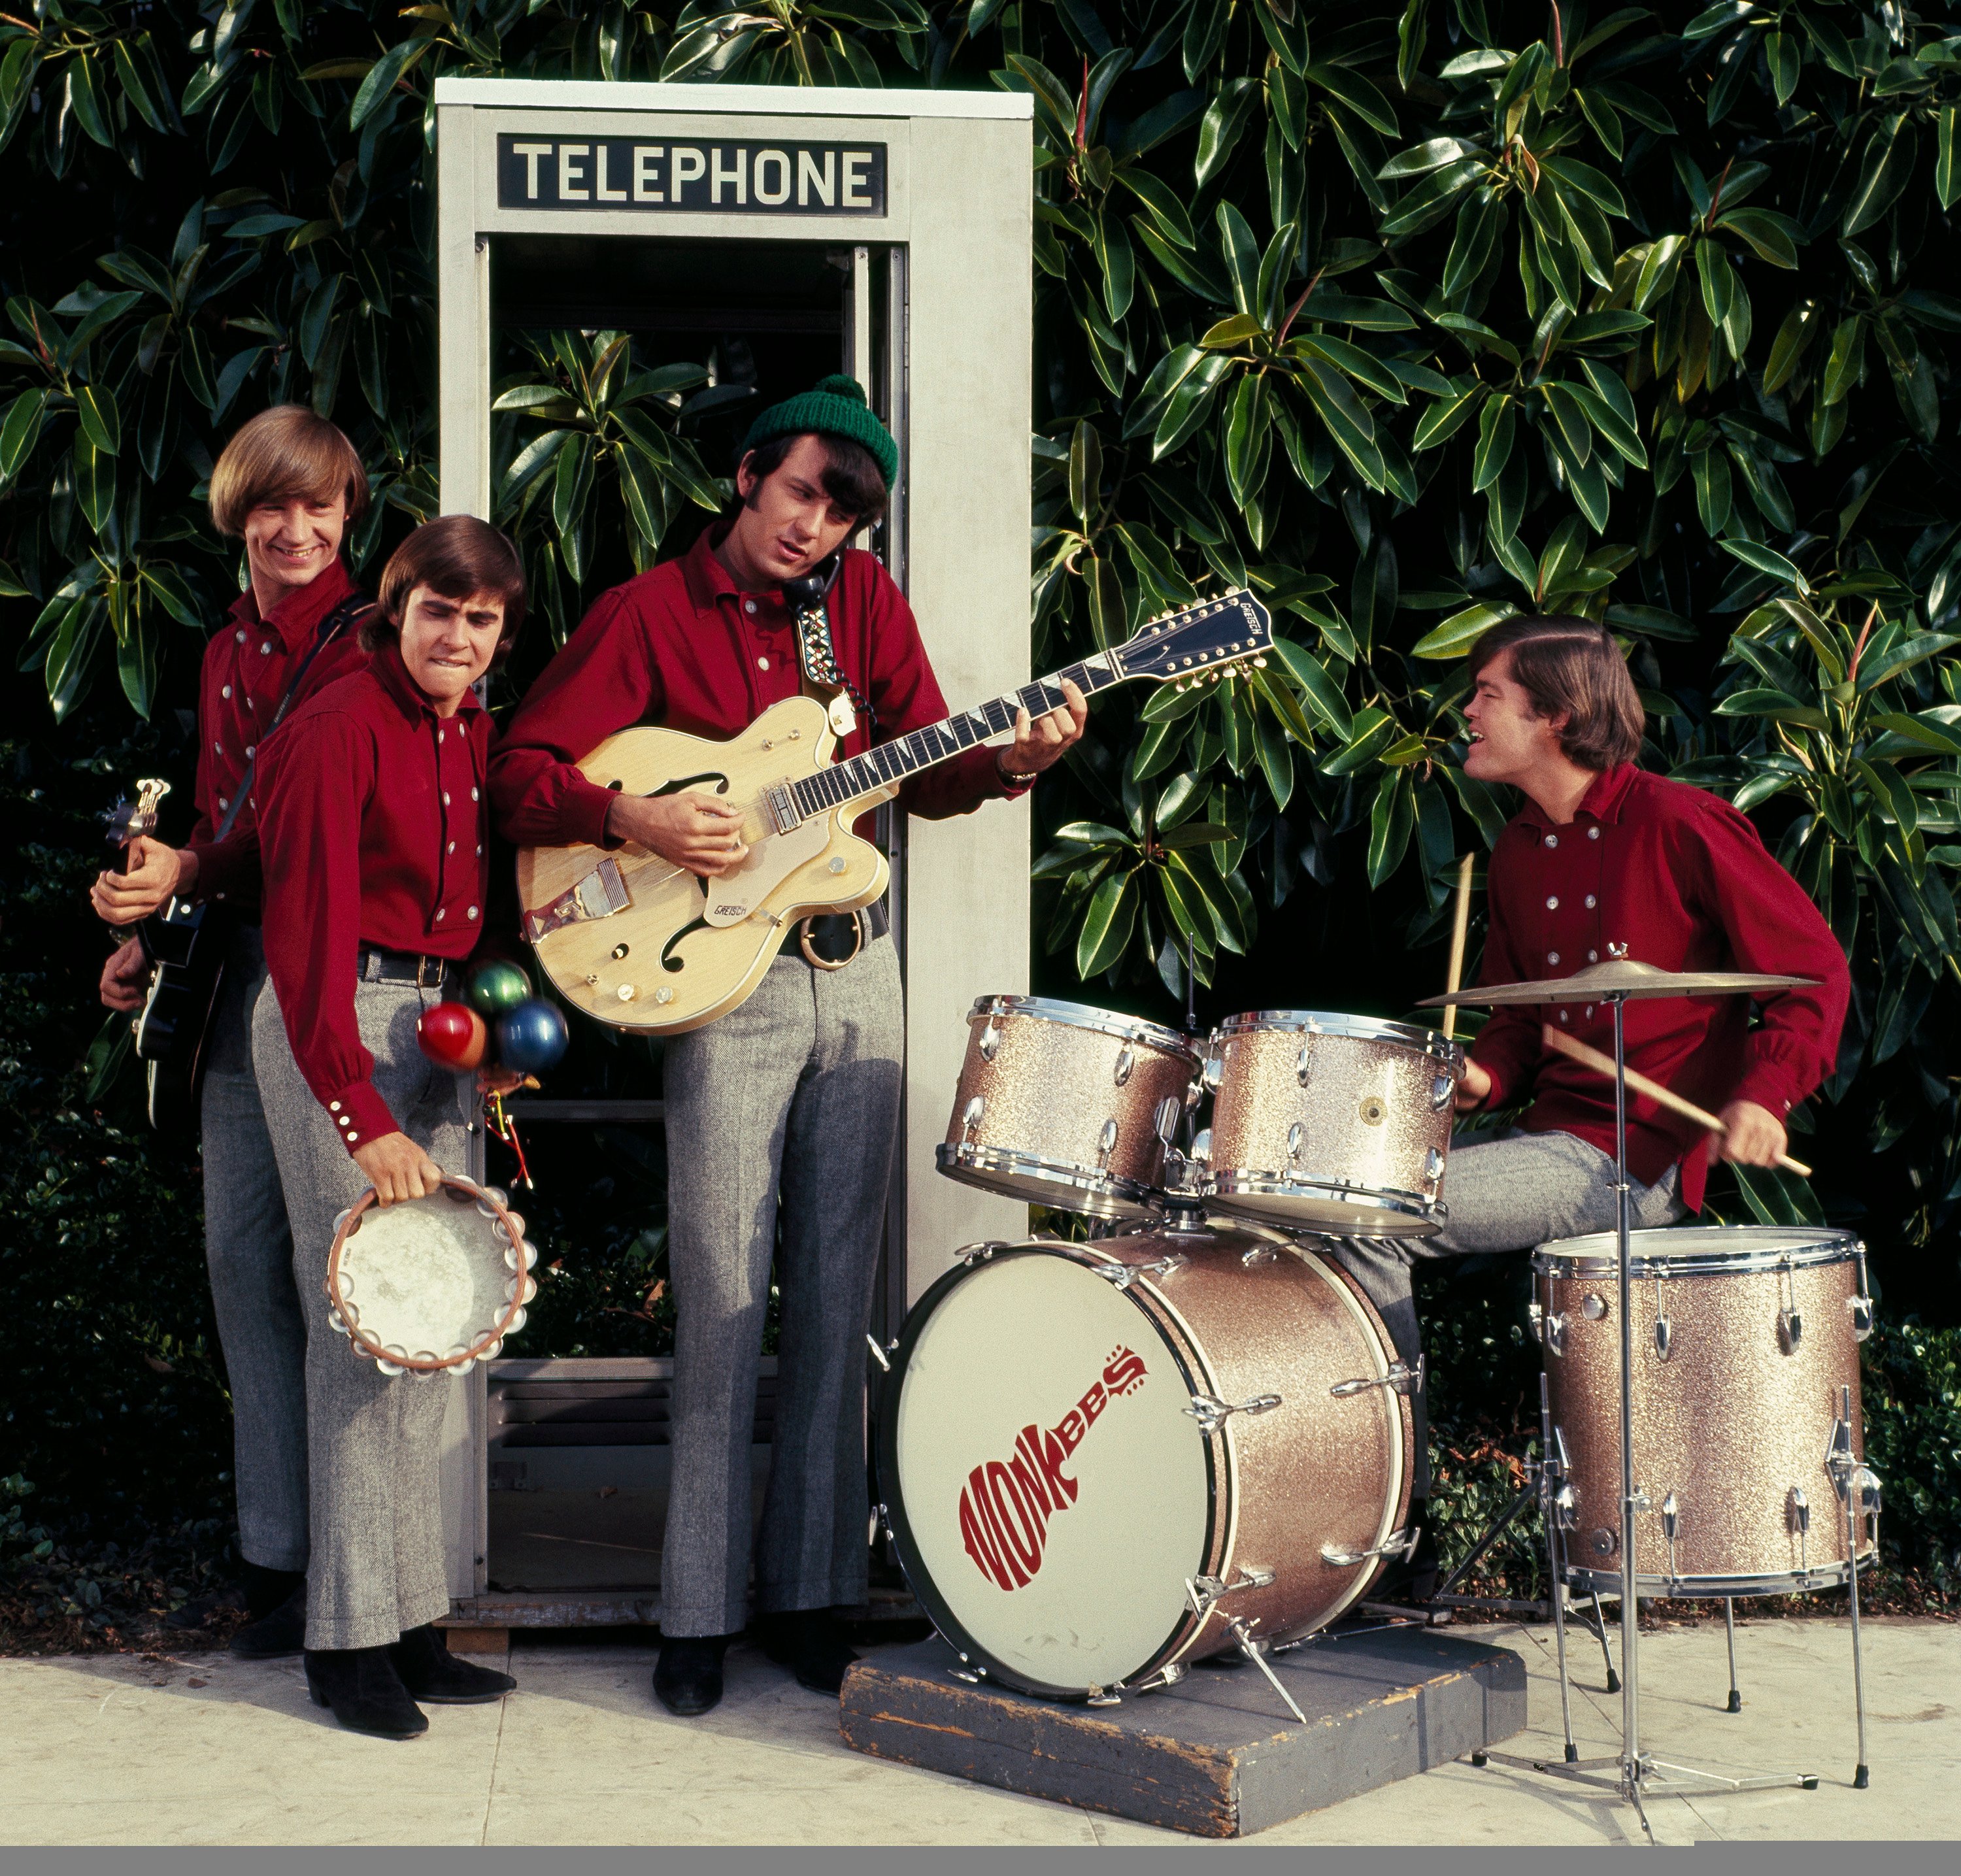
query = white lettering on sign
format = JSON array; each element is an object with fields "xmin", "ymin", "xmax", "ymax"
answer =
[
  {"xmin": 671, "ymin": 146, "xmax": 707, "ymax": 201},
  {"xmin": 797, "ymin": 148, "xmax": 835, "ymax": 207},
  {"xmin": 495, "ymin": 135, "xmax": 886, "ymax": 216},
  {"xmin": 753, "ymin": 148, "xmax": 790, "ymax": 205},
  {"xmin": 512, "ymin": 141, "xmax": 553, "ymax": 199},
  {"xmin": 711, "ymin": 146, "xmax": 746, "ymax": 205}
]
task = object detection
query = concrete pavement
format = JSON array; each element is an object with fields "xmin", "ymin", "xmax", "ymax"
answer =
[{"xmin": 0, "ymin": 1615, "xmax": 1954, "ymax": 1845}]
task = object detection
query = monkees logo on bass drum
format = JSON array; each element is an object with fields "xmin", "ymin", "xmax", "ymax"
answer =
[{"xmin": 957, "ymin": 1347, "xmax": 1148, "ymax": 1592}]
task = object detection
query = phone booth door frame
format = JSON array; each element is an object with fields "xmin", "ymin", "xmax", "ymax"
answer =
[{"xmin": 431, "ymin": 78, "xmax": 1034, "ymax": 1606}]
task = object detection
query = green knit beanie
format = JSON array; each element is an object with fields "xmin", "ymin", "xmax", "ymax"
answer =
[{"xmin": 741, "ymin": 373, "xmax": 898, "ymax": 492}]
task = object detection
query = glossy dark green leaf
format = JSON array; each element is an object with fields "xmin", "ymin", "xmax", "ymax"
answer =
[
  {"xmin": 1077, "ymin": 867, "xmax": 1141, "ymax": 978},
  {"xmin": 1471, "ymin": 394, "xmax": 1514, "ymax": 492},
  {"xmin": 1366, "ymin": 770, "xmax": 1415, "ymax": 886}
]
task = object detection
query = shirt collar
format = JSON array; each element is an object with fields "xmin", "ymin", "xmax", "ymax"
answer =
[
  {"xmin": 227, "ymin": 557, "xmax": 355, "ymax": 654},
  {"xmin": 374, "ymin": 645, "xmax": 484, "ymax": 727},
  {"xmin": 677, "ymin": 522, "xmax": 788, "ymax": 617},
  {"xmin": 1515, "ymin": 762, "xmax": 1636, "ymax": 831}
]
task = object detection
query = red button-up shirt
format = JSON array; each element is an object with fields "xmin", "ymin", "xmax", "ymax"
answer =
[
  {"xmin": 489, "ymin": 528, "xmax": 1022, "ymax": 852},
  {"xmin": 186, "ymin": 558, "xmax": 369, "ymax": 916},
  {"xmin": 258, "ymin": 648, "xmax": 492, "ymax": 1152},
  {"xmin": 1469, "ymin": 763, "xmax": 1850, "ymax": 1210}
]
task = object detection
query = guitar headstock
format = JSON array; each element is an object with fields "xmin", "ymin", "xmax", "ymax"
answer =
[
  {"xmin": 102, "ymin": 777, "xmax": 171, "ymax": 852},
  {"xmin": 1111, "ymin": 590, "xmax": 1274, "ymax": 688}
]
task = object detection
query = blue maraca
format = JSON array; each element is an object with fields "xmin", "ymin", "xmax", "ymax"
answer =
[{"xmin": 496, "ymin": 997, "xmax": 569, "ymax": 1075}]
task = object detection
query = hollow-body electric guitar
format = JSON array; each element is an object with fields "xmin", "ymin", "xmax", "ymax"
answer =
[{"xmin": 516, "ymin": 590, "xmax": 1274, "ymax": 1035}]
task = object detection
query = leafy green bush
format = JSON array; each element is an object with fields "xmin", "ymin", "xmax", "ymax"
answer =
[{"xmin": 2, "ymin": 1, "xmax": 1959, "ymax": 1601}]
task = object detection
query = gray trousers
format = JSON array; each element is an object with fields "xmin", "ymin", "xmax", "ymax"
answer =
[
  {"xmin": 201, "ymin": 926, "xmax": 309, "ymax": 1574},
  {"xmin": 252, "ymin": 962, "xmax": 472, "ymax": 1650},
  {"xmin": 1329, "ymin": 1128, "xmax": 1686, "ymax": 1498},
  {"xmin": 660, "ymin": 935, "xmax": 903, "ymax": 1637}
]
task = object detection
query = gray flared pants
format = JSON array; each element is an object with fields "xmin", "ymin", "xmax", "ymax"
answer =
[
  {"xmin": 252, "ymin": 962, "xmax": 473, "ymax": 1650},
  {"xmin": 658, "ymin": 935, "xmax": 903, "ymax": 1638}
]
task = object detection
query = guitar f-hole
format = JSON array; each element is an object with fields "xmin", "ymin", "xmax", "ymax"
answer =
[{"xmin": 660, "ymin": 918, "xmax": 709, "ymax": 973}]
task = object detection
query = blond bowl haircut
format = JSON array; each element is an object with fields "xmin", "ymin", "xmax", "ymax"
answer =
[
  {"xmin": 208, "ymin": 405, "xmax": 370, "ymax": 539},
  {"xmin": 1466, "ymin": 613, "xmax": 1646, "ymax": 771}
]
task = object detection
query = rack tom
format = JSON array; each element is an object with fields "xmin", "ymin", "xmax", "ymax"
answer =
[
  {"xmin": 878, "ymin": 1228, "xmax": 1416, "ymax": 1701},
  {"xmin": 937, "ymin": 997, "xmax": 1201, "ymax": 1219},
  {"xmin": 1535, "ymin": 1226, "xmax": 1879, "ymax": 1597},
  {"xmin": 1203, "ymin": 1012, "xmax": 1463, "ymax": 1235}
]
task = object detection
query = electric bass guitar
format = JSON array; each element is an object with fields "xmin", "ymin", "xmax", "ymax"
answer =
[
  {"xmin": 515, "ymin": 589, "xmax": 1274, "ymax": 1035},
  {"xmin": 101, "ymin": 778, "xmax": 225, "ymax": 1131}
]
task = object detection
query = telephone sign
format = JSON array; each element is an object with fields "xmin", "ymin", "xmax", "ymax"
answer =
[{"xmin": 495, "ymin": 133, "xmax": 888, "ymax": 217}]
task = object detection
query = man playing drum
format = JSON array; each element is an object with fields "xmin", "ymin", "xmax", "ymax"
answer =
[
  {"xmin": 490, "ymin": 377, "xmax": 1086, "ymax": 1717},
  {"xmin": 91, "ymin": 407, "xmax": 375, "ymax": 1657},
  {"xmin": 1333, "ymin": 614, "xmax": 1850, "ymax": 1595}
]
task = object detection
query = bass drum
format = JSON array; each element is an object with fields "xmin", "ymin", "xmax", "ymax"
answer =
[{"xmin": 878, "ymin": 1230, "xmax": 1415, "ymax": 1702}]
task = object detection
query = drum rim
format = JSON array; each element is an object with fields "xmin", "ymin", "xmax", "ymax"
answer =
[
  {"xmin": 875, "ymin": 1239, "xmax": 1220, "ymax": 1703},
  {"xmin": 935, "ymin": 1141, "xmax": 1157, "ymax": 1220},
  {"xmin": 966, "ymin": 994, "xmax": 1201, "ymax": 1062},
  {"xmin": 1214, "ymin": 1009, "xmax": 1458, "ymax": 1056},
  {"xmin": 1205, "ymin": 1171, "xmax": 1446, "ymax": 1236},
  {"xmin": 1563, "ymin": 1555, "xmax": 1873, "ymax": 1599},
  {"xmin": 1534, "ymin": 1224, "xmax": 1863, "ymax": 1277}
]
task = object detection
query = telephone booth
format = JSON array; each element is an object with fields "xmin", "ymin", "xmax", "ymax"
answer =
[{"xmin": 428, "ymin": 77, "xmax": 1035, "ymax": 1625}]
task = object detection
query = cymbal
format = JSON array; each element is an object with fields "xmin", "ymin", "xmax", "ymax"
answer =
[{"xmin": 1417, "ymin": 959, "xmax": 1820, "ymax": 1009}]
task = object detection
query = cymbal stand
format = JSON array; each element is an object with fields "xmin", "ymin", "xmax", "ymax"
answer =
[{"xmin": 1470, "ymin": 988, "xmax": 1815, "ymax": 1832}]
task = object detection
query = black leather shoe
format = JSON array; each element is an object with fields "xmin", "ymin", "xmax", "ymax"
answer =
[
  {"xmin": 757, "ymin": 1609, "xmax": 859, "ymax": 1696},
  {"xmin": 241, "ymin": 1561, "xmax": 307, "ymax": 1620},
  {"xmin": 389, "ymin": 1624, "xmax": 516, "ymax": 1704},
  {"xmin": 304, "ymin": 1647, "xmax": 428, "ymax": 1739},
  {"xmin": 653, "ymin": 1635, "xmax": 731, "ymax": 1717},
  {"xmin": 230, "ymin": 1586, "xmax": 307, "ymax": 1660}
]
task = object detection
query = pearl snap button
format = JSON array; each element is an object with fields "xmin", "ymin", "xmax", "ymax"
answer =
[
  {"xmin": 757, "ymin": 656, "xmax": 770, "ymax": 670},
  {"xmin": 1546, "ymin": 896, "xmax": 1559, "ymax": 910},
  {"xmin": 213, "ymin": 741, "xmax": 222, "ymax": 754},
  {"xmin": 447, "ymin": 841, "xmax": 455, "ymax": 854},
  {"xmin": 1585, "ymin": 894, "xmax": 1597, "ymax": 909},
  {"xmin": 1588, "ymin": 826, "xmax": 1600, "ymax": 840},
  {"xmin": 222, "ymin": 685, "xmax": 232, "ymax": 699},
  {"xmin": 1588, "ymin": 949, "xmax": 1598, "ymax": 962},
  {"xmin": 442, "ymin": 792, "xmax": 450, "ymax": 806},
  {"xmin": 1558, "ymin": 1011, "xmax": 1569, "ymax": 1023},
  {"xmin": 235, "ymin": 629, "xmax": 246, "ymax": 643},
  {"xmin": 1549, "ymin": 952, "xmax": 1560, "ymax": 965},
  {"xmin": 435, "ymin": 908, "xmax": 446, "ymax": 920},
  {"xmin": 260, "ymin": 641, "xmax": 271, "ymax": 654},
  {"xmin": 467, "ymin": 906, "xmax": 478, "ymax": 920},
  {"xmin": 745, "ymin": 599, "xmax": 757, "ymax": 614},
  {"xmin": 471, "ymin": 788, "xmax": 478, "ymax": 801},
  {"xmin": 329, "ymin": 1101, "xmax": 341, "ymax": 1112},
  {"xmin": 1544, "ymin": 834, "xmax": 1558, "ymax": 848},
  {"xmin": 346, "ymin": 1132, "xmax": 359, "ymax": 1143},
  {"xmin": 244, "ymin": 745, "xmax": 254, "ymax": 758}
]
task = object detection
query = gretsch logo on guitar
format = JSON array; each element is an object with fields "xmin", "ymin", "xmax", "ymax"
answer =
[{"xmin": 514, "ymin": 590, "xmax": 1273, "ymax": 1035}]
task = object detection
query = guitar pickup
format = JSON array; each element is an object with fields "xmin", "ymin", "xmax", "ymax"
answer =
[
  {"xmin": 765, "ymin": 782, "xmax": 802, "ymax": 833},
  {"xmin": 522, "ymin": 858, "xmax": 630, "ymax": 944}
]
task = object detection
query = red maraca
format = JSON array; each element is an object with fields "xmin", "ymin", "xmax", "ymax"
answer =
[{"xmin": 416, "ymin": 999, "xmax": 488, "ymax": 1071}]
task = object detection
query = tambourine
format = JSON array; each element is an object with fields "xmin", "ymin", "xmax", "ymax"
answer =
[{"xmin": 325, "ymin": 1173, "xmax": 538, "ymax": 1378}]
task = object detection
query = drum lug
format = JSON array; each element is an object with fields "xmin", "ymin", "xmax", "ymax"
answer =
[
  {"xmin": 1553, "ymin": 1482, "xmax": 1579, "ymax": 1531},
  {"xmin": 1430, "ymin": 1072, "xmax": 1455, "ymax": 1113},
  {"xmin": 977, "ymin": 1022, "xmax": 1000, "ymax": 1063},
  {"xmin": 1096, "ymin": 1252, "xmax": 1187, "ymax": 1289},
  {"xmin": 1184, "ymin": 1566, "xmax": 1276, "ymax": 1618},
  {"xmin": 1184, "ymin": 1390, "xmax": 1282, "ymax": 1434},
  {"xmin": 1086, "ymin": 1686, "xmax": 1122, "ymax": 1707},
  {"xmin": 1201, "ymin": 1052, "xmax": 1223, "ymax": 1093},
  {"xmin": 1660, "ymin": 1490, "xmax": 1682, "ymax": 1584},
  {"xmin": 1330, "ymin": 1355, "xmax": 1424, "ymax": 1399},
  {"xmin": 1295, "ymin": 1038, "xmax": 1313, "ymax": 1087},
  {"xmin": 1113, "ymin": 1045, "xmax": 1135, "ymax": 1088},
  {"xmin": 1096, "ymin": 1116, "xmax": 1120, "ymax": 1169},
  {"xmin": 1778, "ymin": 1306, "xmax": 1804, "ymax": 1354},
  {"xmin": 1542, "ymin": 1310, "xmax": 1567, "ymax": 1356},
  {"xmin": 1320, "ymin": 1525, "xmax": 1420, "ymax": 1569},
  {"xmin": 959, "ymin": 1094, "xmax": 984, "ymax": 1141},
  {"xmin": 1654, "ymin": 1313, "xmax": 1674, "ymax": 1360},
  {"xmin": 1241, "ymin": 1245, "xmax": 1279, "ymax": 1266},
  {"xmin": 1846, "ymin": 1294, "xmax": 1873, "ymax": 1341},
  {"xmin": 1424, "ymin": 1147, "xmax": 1446, "ymax": 1182},
  {"xmin": 1128, "ymin": 1660, "xmax": 1186, "ymax": 1694},
  {"xmin": 1153, "ymin": 1095, "xmax": 1183, "ymax": 1145},
  {"xmin": 1286, "ymin": 1120, "xmax": 1305, "ymax": 1165}
]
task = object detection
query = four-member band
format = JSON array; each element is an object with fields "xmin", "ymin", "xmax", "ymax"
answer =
[
  {"xmin": 93, "ymin": 407, "xmax": 376, "ymax": 1658},
  {"xmin": 1332, "ymin": 614, "xmax": 1851, "ymax": 1591},
  {"xmin": 490, "ymin": 377, "xmax": 1087, "ymax": 1716},
  {"xmin": 251, "ymin": 516, "xmax": 529, "ymax": 1739}
]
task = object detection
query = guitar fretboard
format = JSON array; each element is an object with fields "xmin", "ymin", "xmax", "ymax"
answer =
[{"xmin": 788, "ymin": 652, "xmax": 1126, "ymax": 819}]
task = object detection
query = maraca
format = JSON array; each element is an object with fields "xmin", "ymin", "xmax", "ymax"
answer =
[
  {"xmin": 467, "ymin": 958, "xmax": 531, "ymax": 1018},
  {"xmin": 416, "ymin": 999, "xmax": 488, "ymax": 1071},
  {"xmin": 497, "ymin": 997, "xmax": 570, "ymax": 1075}
]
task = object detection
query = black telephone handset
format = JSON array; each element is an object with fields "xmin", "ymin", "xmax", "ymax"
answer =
[{"xmin": 780, "ymin": 550, "xmax": 845, "ymax": 613}]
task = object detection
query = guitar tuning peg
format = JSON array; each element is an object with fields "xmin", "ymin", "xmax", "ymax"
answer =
[{"xmin": 1253, "ymin": 655, "xmax": 1267, "ymax": 668}]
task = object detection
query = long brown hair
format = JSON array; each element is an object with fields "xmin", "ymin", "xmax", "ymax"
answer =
[
  {"xmin": 209, "ymin": 405, "xmax": 369, "ymax": 537},
  {"xmin": 1466, "ymin": 614, "xmax": 1645, "ymax": 769},
  {"xmin": 364, "ymin": 515, "xmax": 528, "ymax": 666}
]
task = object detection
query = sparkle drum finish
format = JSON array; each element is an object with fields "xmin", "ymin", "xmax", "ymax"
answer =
[
  {"xmin": 1535, "ymin": 1226, "xmax": 1877, "ymax": 1597},
  {"xmin": 937, "ymin": 997, "xmax": 1203, "ymax": 1219},
  {"xmin": 325, "ymin": 1176, "xmax": 539, "ymax": 1377},
  {"xmin": 1203, "ymin": 1012, "xmax": 1464, "ymax": 1235},
  {"xmin": 878, "ymin": 1228, "xmax": 1415, "ymax": 1702}
]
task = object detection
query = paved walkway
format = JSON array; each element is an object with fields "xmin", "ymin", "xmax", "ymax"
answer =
[{"xmin": 1, "ymin": 1616, "xmax": 1953, "ymax": 1844}]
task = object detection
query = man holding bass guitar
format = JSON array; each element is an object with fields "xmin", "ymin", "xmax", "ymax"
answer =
[
  {"xmin": 93, "ymin": 405, "xmax": 374, "ymax": 1658},
  {"xmin": 491, "ymin": 377, "xmax": 1086, "ymax": 1716}
]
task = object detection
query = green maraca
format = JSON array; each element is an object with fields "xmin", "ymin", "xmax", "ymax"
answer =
[{"xmin": 467, "ymin": 958, "xmax": 532, "ymax": 1018}]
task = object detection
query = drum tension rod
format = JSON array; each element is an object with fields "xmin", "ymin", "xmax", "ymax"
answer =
[
  {"xmin": 1330, "ymin": 1356, "xmax": 1424, "ymax": 1399},
  {"xmin": 1320, "ymin": 1526, "xmax": 1421, "ymax": 1569},
  {"xmin": 1094, "ymin": 1253, "xmax": 1187, "ymax": 1289},
  {"xmin": 1183, "ymin": 1391, "xmax": 1282, "ymax": 1434}
]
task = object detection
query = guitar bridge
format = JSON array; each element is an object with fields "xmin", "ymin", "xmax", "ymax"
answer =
[{"xmin": 522, "ymin": 858, "xmax": 631, "ymax": 944}]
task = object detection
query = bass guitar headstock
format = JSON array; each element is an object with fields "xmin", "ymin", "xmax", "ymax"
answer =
[
  {"xmin": 102, "ymin": 778, "xmax": 171, "ymax": 856},
  {"xmin": 1109, "ymin": 590, "xmax": 1274, "ymax": 689}
]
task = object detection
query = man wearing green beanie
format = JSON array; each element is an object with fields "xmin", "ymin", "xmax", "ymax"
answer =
[{"xmin": 491, "ymin": 378, "xmax": 1086, "ymax": 1718}]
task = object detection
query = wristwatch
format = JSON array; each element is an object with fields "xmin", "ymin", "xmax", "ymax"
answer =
[{"xmin": 995, "ymin": 751, "xmax": 1039, "ymax": 785}]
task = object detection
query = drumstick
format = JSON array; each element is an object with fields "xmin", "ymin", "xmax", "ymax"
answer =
[
  {"xmin": 1541, "ymin": 1024, "xmax": 1812, "ymax": 1177},
  {"xmin": 1441, "ymin": 853, "xmax": 1474, "ymax": 1042}
]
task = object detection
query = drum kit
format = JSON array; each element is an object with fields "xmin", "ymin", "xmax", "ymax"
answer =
[{"xmin": 878, "ymin": 952, "xmax": 1880, "ymax": 1826}]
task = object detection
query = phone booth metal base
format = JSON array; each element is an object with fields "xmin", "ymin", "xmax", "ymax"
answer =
[{"xmin": 429, "ymin": 78, "xmax": 1033, "ymax": 1621}]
